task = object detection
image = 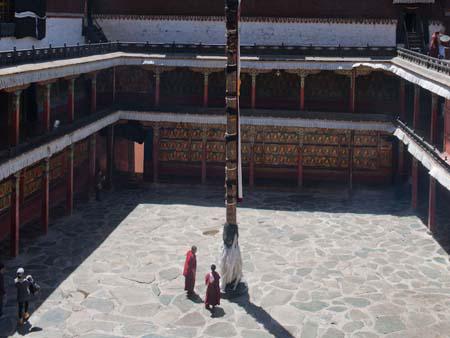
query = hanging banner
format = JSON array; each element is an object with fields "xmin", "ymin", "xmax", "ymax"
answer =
[{"xmin": 15, "ymin": 0, "xmax": 47, "ymax": 40}]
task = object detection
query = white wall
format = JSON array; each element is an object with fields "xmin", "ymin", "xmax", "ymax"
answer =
[
  {"xmin": 0, "ymin": 18, "xmax": 84, "ymax": 51},
  {"xmin": 98, "ymin": 18, "xmax": 397, "ymax": 47}
]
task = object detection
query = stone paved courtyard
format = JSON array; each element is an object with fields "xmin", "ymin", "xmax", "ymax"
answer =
[{"xmin": 1, "ymin": 183, "xmax": 450, "ymax": 338}]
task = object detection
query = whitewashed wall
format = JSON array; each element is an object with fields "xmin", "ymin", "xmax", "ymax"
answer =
[
  {"xmin": 98, "ymin": 18, "xmax": 397, "ymax": 47},
  {"xmin": 0, "ymin": 18, "xmax": 84, "ymax": 51}
]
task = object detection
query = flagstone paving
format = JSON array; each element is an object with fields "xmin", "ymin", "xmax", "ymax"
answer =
[{"xmin": 1, "ymin": 183, "xmax": 450, "ymax": 338}]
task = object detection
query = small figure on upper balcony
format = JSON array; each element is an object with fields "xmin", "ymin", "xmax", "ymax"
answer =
[{"xmin": 429, "ymin": 32, "xmax": 440, "ymax": 58}]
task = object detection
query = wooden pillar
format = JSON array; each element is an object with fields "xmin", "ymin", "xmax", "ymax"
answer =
[
  {"xmin": 154, "ymin": 69, "xmax": 161, "ymax": 108},
  {"xmin": 67, "ymin": 78, "xmax": 75, "ymax": 123},
  {"xmin": 399, "ymin": 79, "xmax": 406, "ymax": 121},
  {"xmin": 297, "ymin": 132, "xmax": 304, "ymax": 187},
  {"xmin": 91, "ymin": 73, "xmax": 97, "ymax": 114},
  {"xmin": 66, "ymin": 145, "xmax": 74, "ymax": 216},
  {"xmin": 106, "ymin": 126, "xmax": 114, "ymax": 190},
  {"xmin": 251, "ymin": 72, "xmax": 257, "ymax": 109},
  {"xmin": 10, "ymin": 90, "xmax": 21, "ymax": 146},
  {"xmin": 446, "ymin": 99, "xmax": 450, "ymax": 153},
  {"xmin": 249, "ymin": 129, "xmax": 255, "ymax": 188},
  {"xmin": 348, "ymin": 131, "xmax": 355, "ymax": 191},
  {"xmin": 350, "ymin": 70, "xmax": 356, "ymax": 113},
  {"xmin": 413, "ymin": 85, "xmax": 420, "ymax": 130},
  {"xmin": 112, "ymin": 67, "xmax": 116, "ymax": 104},
  {"xmin": 153, "ymin": 125, "xmax": 160, "ymax": 183},
  {"xmin": 411, "ymin": 158, "xmax": 419, "ymax": 210},
  {"xmin": 300, "ymin": 74, "xmax": 306, "ymax": 111},
  {"xmin": 428, "ymin": 177, "xmax": 436, "ymax": 233},
  {"xmin": 88, "ymin": 133, "xmax": 97, "ymax": 198},
  {"xmin": 201, "ymin": 127, "xmax": 207, "ymax": 184},
  {"xmin": 203, "ymin": 72, "xmax": 209, "ymax": 108},
  {"xmin": 43, "ymin": 83, "xmax": 51, "ymax": 132},
  {"xmin": 430, "ymin": 93, "xmax": 439, "ymax": 145},
  {"xmin": 10, "ymin": 172, "xmax": 20, "ymax": 257},
  {"xmin": 397, "ymin": 142, "xmax": 405, "ymax": 179},
  {"xmin": 41, "ymin": 159, "xmax": 50, "ymax": 233}
]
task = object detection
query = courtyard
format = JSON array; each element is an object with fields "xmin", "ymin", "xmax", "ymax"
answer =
[{"xmin": 1, "ymin": 183, "xmax": 450, "ymax": 338}]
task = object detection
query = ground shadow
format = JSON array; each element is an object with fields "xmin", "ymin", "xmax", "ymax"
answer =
[
  {"xmin": 210, "ymin": 306, "xmax": 225, "ymax": 318},
  {"xmin": 187, "ymin": 293, "xmax": 203, "ymax": 304},
  {"xmin": 229, "ymin": 293, "xmax": 295, "ymax": 338}
]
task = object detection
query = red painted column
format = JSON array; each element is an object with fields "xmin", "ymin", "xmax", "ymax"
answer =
[
  {"xmin": 67, "ymin": 78, "xmax": 75, "ymax": 123},
  {"xmin": 411, "ymin": 158, "xmax": 419, "ymax": 210},
  {"xmin": 43, "ymin": 83, "xmax": 51, "ymax": 133},
  {"xmin": 413, "ymin": 85, "xmax": 420, "ymax": 130},
  {"xmin": 300, "ymin": 74, "xmax": 306, "ymax": 111},
  {"xmin": 348, "ymin": 131, "xmax": 354, "ymax": 191},
  {"xmin": 106, "ymin": 126, "xmax": 114, "ymax": 190},
  {"xmin": 297, "ymin": 146, "xmax": 304, "ymax": 187},
  {"xmin": 251, "ymin": 72, "xmax": 257, "ymax": 110},
  {"xmin": 112, "ymin": 67, "xmax": 116, "ymax": 104},
  {"xmin": 88, "ymin": 134, "xmax": 97, "ymax": 198},
  {"xmin": 155, "ymin": 70, "xmax": 161, "ymax": 107},
  {"xmin": 41, "ymin": 159, "xmax": 50, "ymax": 233},
  {"xmin": 430, "ymin": 93, "xmax": 439, "ymax": 145},
  {"xmin": 201, "ymin": 127, "xmax": 207, "ymax": 184},
  {"xmin": 91, "ymin": 74, "xmax": 97, "ymax": 114},
  {"xmin": 428, "ymin": 177, "xmax": 436, "ymax": 233},
  {"xmin": 66, "ymin": 145, "xmax": 74, "ymax": 216},
  {"xmin": 203, "ymin": 72, "xmax": 209, "ymax": 108},
  {"xmin": 10, "ymin": 90, "xmax": 21, "ymax": 146},
  {"xmin": 153, "ymin": 125, "xmax": 160, "ymax": 183},
  {"xmin": 249, "ymin": 131, "xmax": 255, "ymax": 188},
  {"xmin": 10, "ymin": 172, "xmax": 20, "ymax": 257},
  {"xmin": 399, "ymin": 79, "xmax": 406, "ymax": 121},
  {"xmin": 446, "ymin": 99, "xmax": 450, "ymax": 153},
  {"xmin": 350, "ymin": 70, "xmax": 356, "ymax": 113},
  {"xmin": 397, "ymin": 142, "xmax": 405, "ymax": 179}
]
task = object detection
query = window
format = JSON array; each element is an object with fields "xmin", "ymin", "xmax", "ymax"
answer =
[{"xmin": 0, "ymin": 0, "xmax": 13, "ymax": 23}]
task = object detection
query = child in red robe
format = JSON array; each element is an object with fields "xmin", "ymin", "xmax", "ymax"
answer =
[
  {"xmin": 205, "ymin": 264, "xmax": 220, "ymax": 310},
  {"xmin": 183, "ymin": 246, "xmax": 197, "ymax": 297}
]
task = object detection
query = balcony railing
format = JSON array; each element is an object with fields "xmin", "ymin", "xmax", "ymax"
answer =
[
  {"xmin": 0, "ymin": 42, "xmax": 398, "ymax": 68},
  {"xmin": 397, "ymin": 47, "xmax": 450, "ymax": 76}
]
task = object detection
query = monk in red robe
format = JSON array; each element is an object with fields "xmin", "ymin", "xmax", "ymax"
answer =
[
  {"xmin": 205, "ymin": 264, "xmax": 220, "ymax": 310},
  {"xmin": 183, "ymin": 246, "xmax": 197, "ymax": 297}
]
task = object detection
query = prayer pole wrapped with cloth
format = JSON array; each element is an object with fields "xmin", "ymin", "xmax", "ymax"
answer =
[{"xmin": 221, "ymin": 0, "xmax": 247, "ymax": 298}]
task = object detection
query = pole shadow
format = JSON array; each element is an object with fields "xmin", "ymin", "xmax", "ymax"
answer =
[{"xmin": 229, "ymin": 293, "xmax": 295, "ymax": 338}]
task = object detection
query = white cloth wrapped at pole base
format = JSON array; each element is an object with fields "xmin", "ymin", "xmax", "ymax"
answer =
[{"xmin": 220, "ymin": 234, "xmax": 243, "ymax": 292}]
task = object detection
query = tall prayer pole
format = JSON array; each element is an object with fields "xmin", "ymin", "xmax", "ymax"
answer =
[{"xmin": 221, "ymin": 0, "xmax": 246, "ymax": 297}]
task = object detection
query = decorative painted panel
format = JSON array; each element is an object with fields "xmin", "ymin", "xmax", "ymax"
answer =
[
  {"xmin": 50, "ymin": 152, "xmax": 66, "ymax": 182},
  {"xmin": 0, "ymin": 179, "xmax": 11, "ymax": 211},
  {"xmin": 74, "ymin": 140, "xmax": 89, "ymax": 168},
  {"xmin": 23, "ymin": 163, "xmax": 43, "ymax": 198}
]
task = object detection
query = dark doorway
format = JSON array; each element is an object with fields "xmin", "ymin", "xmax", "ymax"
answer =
[{"xmin": 143, "ymin": 129, "xmax": 154, "ymax": 182}]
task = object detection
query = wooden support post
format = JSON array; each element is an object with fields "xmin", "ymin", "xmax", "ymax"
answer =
[
  {"xmin": 91, "ymin": 73, "xmax": 97, "ymax": 114},
  {"xmin": 203, "ymin": 72, "xmax": 209, "ymax": 108},
  {"xmin": 413, "ymin": 85, "xmax": 420, "ymax": 130},
  {"xmin": 430, "ymin": 93, "xmax": 439, "ymax": 145},
  {"xmin": 43, "ymin": 83, "xmax": 51, "ymax": 132},
  {"xmin": 397, "ymin": 142, "xmax": 405, "ymax": 180},
  {"xmin": 66, "ymin": 145, "xmax": 74, "ymax": 216},
  {"xmin": 10, "ymin": 172, "xmax": 20, "ymax": 257},
  {"xmin": 411, "ymin": 158, "xmax": 419, "ymax": 210},
  {"xmin": 300, "ymin": 74, "xmax": 306, "ymax": 111},
  {"xmin": 201, "ymin": 127, "xmax": 207, "ymax": 184},
  {"xmin": 251, "ymin": 71, "xmax": 257, "ymax": 110},
  {"xmin": 249, "ymin": 129, "xmax": 255, "ymax": 188},
  {"xmin": 112, "ymin": 67, "xmax": 116, "ymax": 104},
  {"xmin": 10, "ymin": 90, "xmax": 21, "ymax": 146},
  {"xmin": 446, "ymin": 99, "xmax": 450, "ymax": 153},
  {"xmin": 89, "ymin": 134, "xmax": 97, "ymax": 199},
  {"xmin": 154, "ymin": 69, "xmax": 161, "ymax": 107},
  {"xmin": 428, "ymin": 177, "xmax": 436, "ymax": 233},
  {"xmin": 399, "ymin": 79, "xmax": 406, "ymax": 121},
  {"xmin": 153, "ymin": 125, "xmax": 160, "ymax": 183},
  {"xmin": 350, "ymin": 70, "xmax": 356, "ymax": 113},
  {"xmin": 41, "ymin": 159, "xmax": 50, "ymax": 233},
  {"xmin": 348, "ymin": 131, "xmax": 355, "ymax": 192},
  {"xmin": 67, "ymin": 78, "xmax": 75, "ymax": 123},
  {"xmin": 297, "ymin": 131, "xmax": 304, "ymax": 187},
  {"xmin": 106, "ymin": 126, "xmax": 114, "ymax": 190}
]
